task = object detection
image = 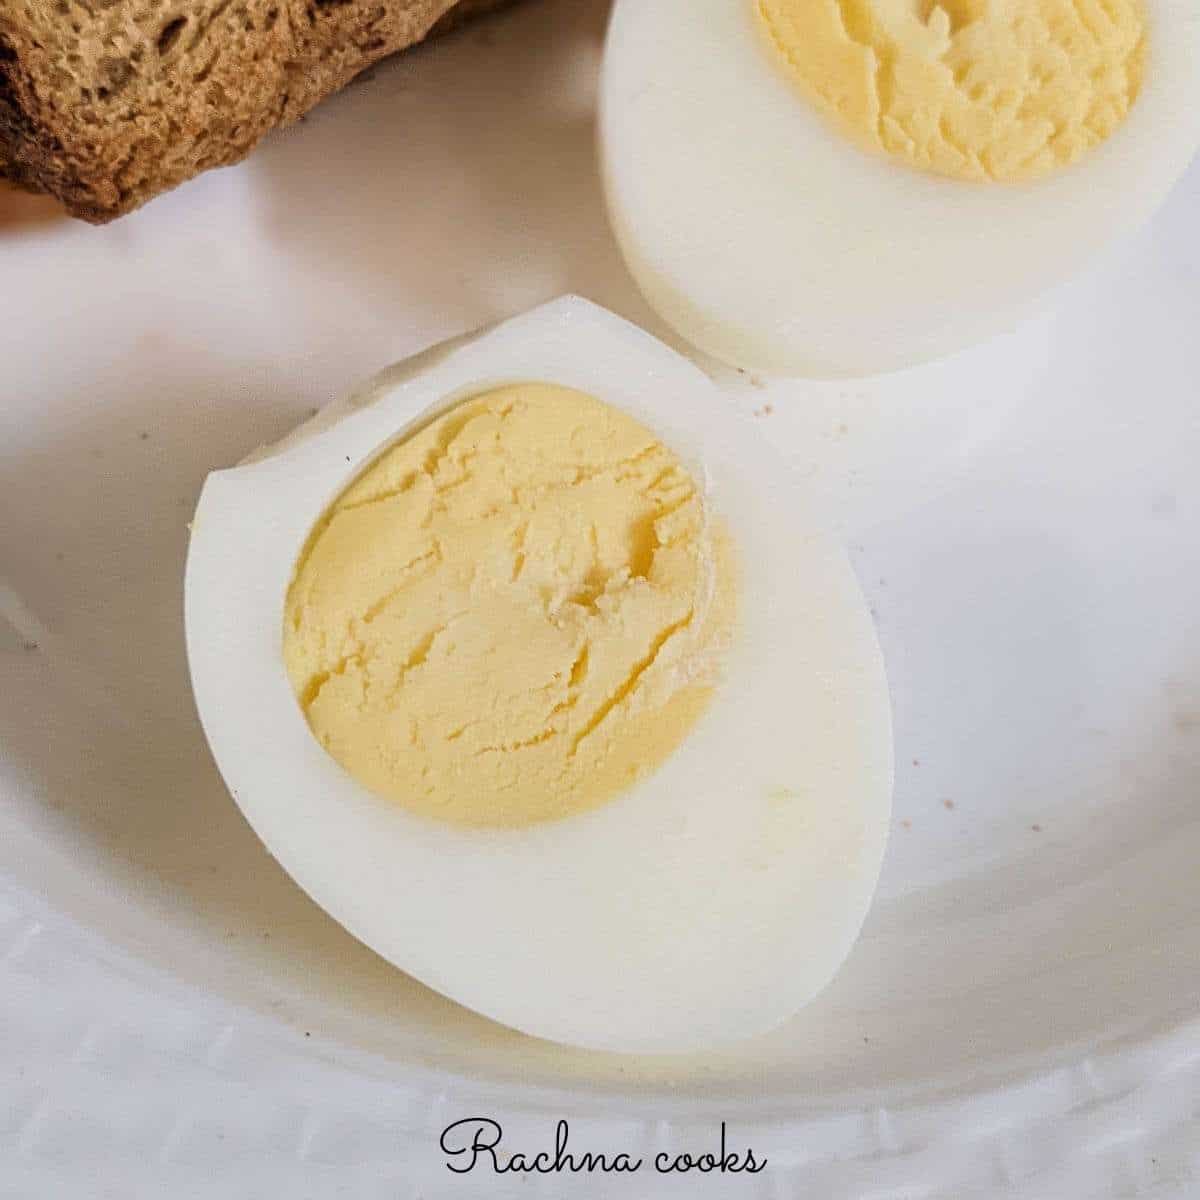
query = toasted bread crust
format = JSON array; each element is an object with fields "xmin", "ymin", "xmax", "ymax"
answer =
[{"xmin": 0, "ymin": 0, "xmax": 510, "ymax": 222}]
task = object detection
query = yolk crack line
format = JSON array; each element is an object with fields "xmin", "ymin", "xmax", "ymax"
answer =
[{"xmin": 569, "ymin": 610, "xmax": 695, "ymax": 756}]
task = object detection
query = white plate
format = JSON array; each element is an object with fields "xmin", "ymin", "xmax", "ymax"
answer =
[{"xmin": 1, "ymin": 0, "xmax": 1198, "ymax": 1194}]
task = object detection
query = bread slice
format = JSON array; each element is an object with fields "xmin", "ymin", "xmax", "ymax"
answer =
[{"xmin": 0, "ymin": 0, "xmax": 509, "ymax": 222}]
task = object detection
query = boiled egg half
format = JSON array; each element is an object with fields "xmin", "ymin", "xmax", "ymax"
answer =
[
  {"xmin": 185, "ymin": 298, "xmax": 892, "ymax": 1052},
  {"xmin": 600, "ymin": 0, "xmax": 1200, "ymax": 375}
]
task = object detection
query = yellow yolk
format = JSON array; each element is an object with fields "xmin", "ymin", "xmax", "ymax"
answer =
[
  {"xmin": 283, "ymin": 383, "xmax": 737, "ymax": 828},
  {"xmin": 757, "ymin": 0, "xmax": 1146, "ymax": 181}
]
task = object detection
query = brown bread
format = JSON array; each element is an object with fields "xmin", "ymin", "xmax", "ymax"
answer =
[{"xmin": 0, "ymin": 0, "xmax": 509, "ymax": 221}]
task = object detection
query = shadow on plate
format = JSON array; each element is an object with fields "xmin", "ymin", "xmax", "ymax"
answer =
[
  {"xmin": 241, "ymin": 0, "xmax": 692, "ymax": 359},
  {"xmin": 0, "ymin": 183, "xmax": 67, "ymax": 232}
]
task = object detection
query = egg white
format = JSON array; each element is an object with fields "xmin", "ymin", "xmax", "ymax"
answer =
[
  {"xmin": 185, "ymin": 297, "xmax": 893, "ymax": 1052},
  {"xmin": 600, "ymin": 0, "xmax": 1200, "ymax": 377}
]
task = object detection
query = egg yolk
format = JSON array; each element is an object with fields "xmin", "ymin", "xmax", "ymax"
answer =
[
  {"xmin": 283, "ymin": 383, "xmax": 737, "ymax": 828},
  {"xmin": 757, "ymin": 0, "xmax": 1146, "ymax": 181}
]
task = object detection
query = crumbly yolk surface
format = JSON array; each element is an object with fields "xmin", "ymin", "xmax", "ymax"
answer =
[
  {"xmin": 757, "ymin": 0, "xmax": 1146, "ymax": 182},
  {"xmin": 283, "ymin": 383, "xmax": 737, "ymax": 828}
]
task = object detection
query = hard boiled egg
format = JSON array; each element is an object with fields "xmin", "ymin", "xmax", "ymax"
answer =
[
  {"xmin": 600, "ymin": 0, "xmax": 1200, "ymax": 376},
  {"xmin": 185, "ymin": 298, "xmax": 892, "ymax": 1052}
]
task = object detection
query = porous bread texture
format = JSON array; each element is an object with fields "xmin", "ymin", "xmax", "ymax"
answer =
[{"xmin": 0, "ymin": 0, "xmax": 508, "ymax": 221}]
